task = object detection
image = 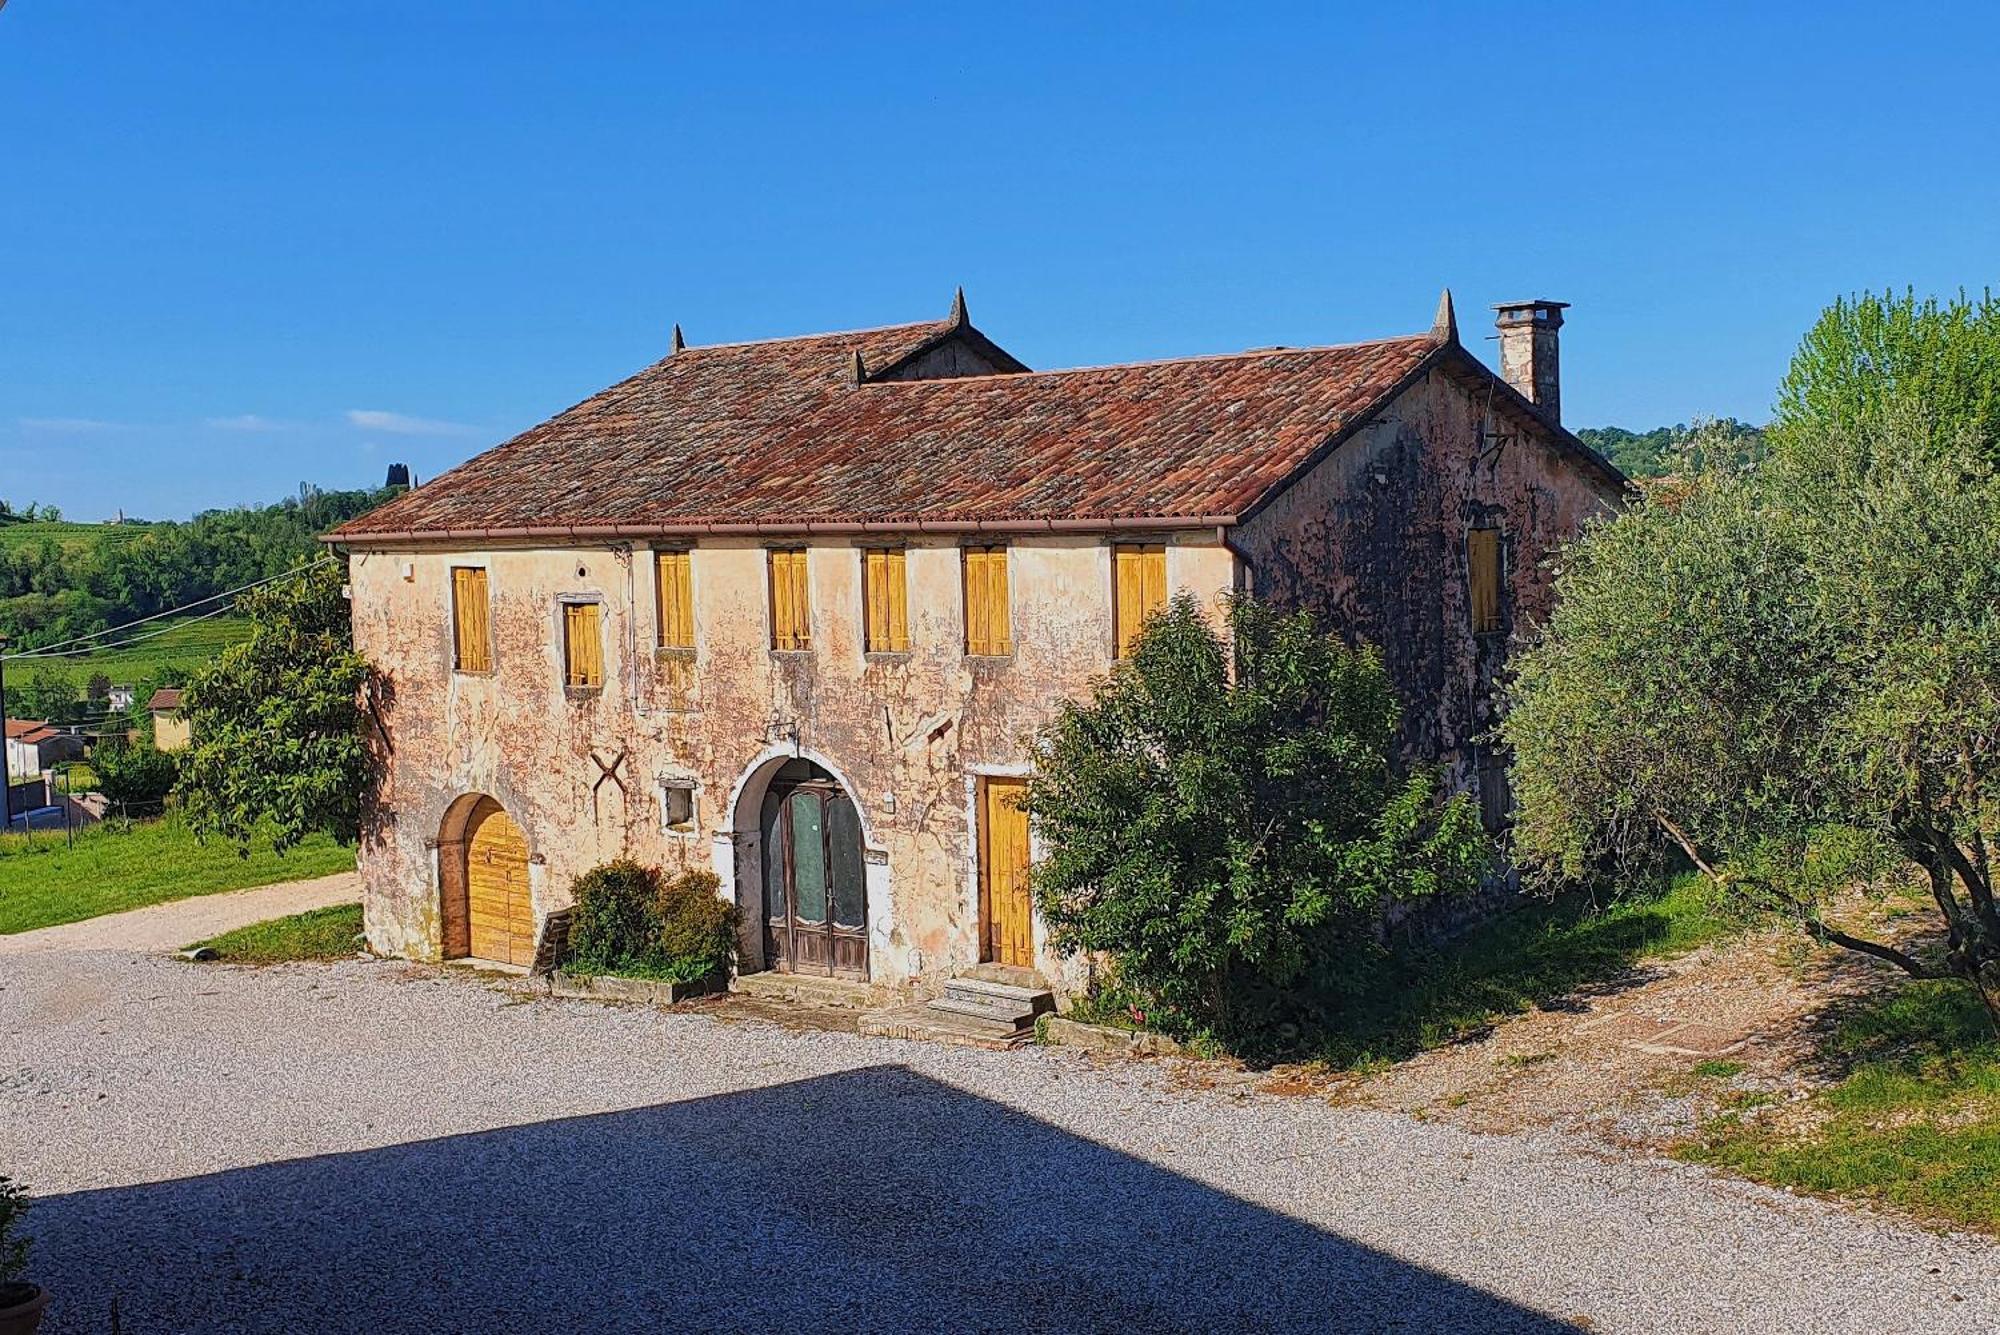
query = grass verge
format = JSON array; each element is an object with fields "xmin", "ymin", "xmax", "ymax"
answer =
[
  {"xmin": 1677, "ymin": 977, "xmax": 2000, "ymax": 1231},
  {"xmin": 190, "ymin": 903, "xmax": 364, "ymax": 963},
  {"xmin": 1320, "ymin": 873, "xmax": 1740, "ymax": 1068},
  {"xmin": 0, "ymin": 814, "xmax": 355, "ymax": 935}
]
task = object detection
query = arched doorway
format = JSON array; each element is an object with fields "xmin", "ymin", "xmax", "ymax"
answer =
[
  {"xmin": 439, "ymin": 795, "xmax": 535, "ymax": 967},
  {"xmin": 757, "ymin": 759, "xmax": 868, "ymax": 980}
]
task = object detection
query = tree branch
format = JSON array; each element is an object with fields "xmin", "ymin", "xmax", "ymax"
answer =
[{"xmin": 1802, "ymin": 919, "xmax": 1953, "ymax": 979}]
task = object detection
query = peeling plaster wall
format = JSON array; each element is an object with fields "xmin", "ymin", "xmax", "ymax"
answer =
[
  {"xmin": 1231, "ymin": 369, "xmax": 1623, "ymax": 789},
  {"xmin": 349, "ymin": 534, "xmax": 1238, "ymax": 992}
]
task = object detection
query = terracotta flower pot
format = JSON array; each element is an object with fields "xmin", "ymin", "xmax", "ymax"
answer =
[{"xmin": 0, "ymin": 1284, "xmax": 48, "ymax": 1335}]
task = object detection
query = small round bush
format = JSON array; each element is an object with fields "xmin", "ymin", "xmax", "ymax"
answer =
[{"xmin": 567, "ymin": 861, "xmax": 737, "ymax": 983}]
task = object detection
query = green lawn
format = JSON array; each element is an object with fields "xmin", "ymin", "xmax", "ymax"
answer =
[
  {"xmin": 0, "ymin": 815, "xmax": 355, "ymax": 935},
  {"xmin": 1679, "ymin": 976, "xmax": 2000, "ymax": 1232},
  {"xmin": 191, "ymin": 902, "xmax": 364, "ymax": 962},
  {"xmin": 1319, "ymin": 873, "xmax": 1740, "ymax": 1068},
  {"xmin": 0, "ymin": 519, "xmax": 160, "ymax": 555}
]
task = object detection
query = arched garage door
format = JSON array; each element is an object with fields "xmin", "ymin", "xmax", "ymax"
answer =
[{"xmin": 465, "ymin": 797, "xmax": 534, "ymax": 966}]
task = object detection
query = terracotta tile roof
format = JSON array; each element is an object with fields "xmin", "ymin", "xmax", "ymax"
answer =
[
  {"xmin": 332, "ymin": 315, "xmax": 1448, "ymax": 542},
  {"xmin": 5, "ymin": 719, "xmax": 57, "ymax": 744},
  {"xmin": 147, "ymin": 688, "xmax": 183, "ymax": 712}
]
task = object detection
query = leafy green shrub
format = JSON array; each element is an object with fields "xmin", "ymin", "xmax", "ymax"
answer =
[
  {"xmin": 567, "ymin": 860, "xmax": 736, "ymax": 984},
  {"xmin": 1025, "ymin": 593, "xmax": 1490, "ymax": 1054},
  {"xmin": 0, "ymin": 1174, "xmax": 30, "ymax": 1300},
  {"xmin": 94, "ymin": 740, "xmax": 178, "ymax": 807}
]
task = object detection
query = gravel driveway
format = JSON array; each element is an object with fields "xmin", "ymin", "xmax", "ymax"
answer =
[{"xmin": 1, "ymin": 949, "xmax": 1993, "ymax": 1333}]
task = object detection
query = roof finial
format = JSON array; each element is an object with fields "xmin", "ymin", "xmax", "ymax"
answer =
[
  {"xmin": 1432, "ymin": 288, "xmax": 1458, "ymax": 345},
  {"xmin": 671, "ymin": 323, "xmax": 685, "ymax": 353},
  {"xmin": 949, "ymin": 285, "xmax": 968, "ymax": 328},
  {"xmin": 850, "ymin": 349, "xmax": 867, "ymax": 384}
]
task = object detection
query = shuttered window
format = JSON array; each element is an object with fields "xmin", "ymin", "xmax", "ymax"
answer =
[
  {"xmin": 862, "ymin": 548, "xmax": 910, "ymax": 653},
  {"xmin": 1112, "ymin": 543, "xmax": 1168, "ymax": 659},
  {"xmin": 563, "ymin": 601, "xmax": 604, "ymax": 689},
  {"xmin": 768, "ymin": 548, "xmax": 811, "ymax": 651},
  {"xmin": 451, "ymin": 567, "xmax": 491, "ymax": 673},
  {"xmin": 1467, "ymin": 528, "xmax": 1503, "ymax": 635},
  {"xmin": 655, "ymin": 550, "xmax": 694, "ymax": 650},
  {"xmin": 963, "ymin": 545, "xmax": 1012, "ymax": 656}
]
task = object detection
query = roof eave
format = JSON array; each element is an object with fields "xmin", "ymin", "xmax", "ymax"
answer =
[{"xmin": 325, "ymin": 512, "xmax": 1242, "ymax": 550}]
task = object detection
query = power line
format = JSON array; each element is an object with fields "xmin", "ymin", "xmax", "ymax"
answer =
[
  {"xmin": 0, "ymin": 556, "xmax": 330, "ymax": 661},
  {"xmin": 4, "ymin": 600, "xmax": 242, "ymax": 662}
]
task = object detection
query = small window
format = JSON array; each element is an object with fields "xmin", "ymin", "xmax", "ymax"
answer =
[
  {"xmin": 1467, "ymin": 528, "xmax": 1503, "ymax": 635},
  {"xmin": 662, "ymin": 783, "xmax": 696, "ymax": 830},
  {"xmin": 963, "ymin": 545, "xmax": 1012, "ymax": 656},
  {"xmin": 862, "ymin": 547, "xmax": 909, "ymax": 653},
  {"xmin": 769, "ymin": 548, "xmax": 811, "ymax": 651},
  {"xmin": 1112, "ymin": 542, "xmax": 1167, "ymax": 659},
  {"xmin": 451, "ymin": 567, "xmax": 491, "ymax": 674},
  {"xmin": 655, "ymin": 550, "xmax": 694, "ymax": 651},
  {"xmin": 563, "ymin": 601, "xmax": 604, "ymax": 690}
]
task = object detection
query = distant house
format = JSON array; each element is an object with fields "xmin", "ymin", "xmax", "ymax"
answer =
[
  {"xmin": 108, "ymin": 683, "xmax": 136, "ymax": 712},
  {"xmin": 5, "ymin": 718, "xmax": 84, "ymax": 779},
  {"xmin": 148, "ymin": 689, "xmax": 192, "ymax": 751}
]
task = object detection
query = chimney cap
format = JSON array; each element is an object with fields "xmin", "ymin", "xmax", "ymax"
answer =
[{"xmin": 1493, "ymin": 299, "xmax": 1569, "ymax": 325}]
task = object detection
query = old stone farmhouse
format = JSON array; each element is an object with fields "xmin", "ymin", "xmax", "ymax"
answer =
[{"xmin": 330, "ymin": 291, "xmax": 1624, "ymax": 994}]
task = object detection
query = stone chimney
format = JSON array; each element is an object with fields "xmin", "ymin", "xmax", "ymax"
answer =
[{"xmin": 1493, "ymin": 300, "xmax": 1568, "ymax": 423}]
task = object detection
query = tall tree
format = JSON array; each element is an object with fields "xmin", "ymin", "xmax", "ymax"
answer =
[
  {"xmin": 1025, "ymin": 594, "xmax": 1489, "ymax": 1049},
  {"xmin": 1773, "ymin": 288, "xmax": 2000, "ymax": 458},
  {"xmin": 175, "ymin": 562, "xmax": 369, "ymax": 853}
]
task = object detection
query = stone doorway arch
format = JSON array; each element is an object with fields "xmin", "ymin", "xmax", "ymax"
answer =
[{"xmin": 438, "ymin": 793, "xmax": 535, "ymax": 966}]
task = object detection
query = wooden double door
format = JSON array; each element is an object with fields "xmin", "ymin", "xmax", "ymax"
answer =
[
  {"xmin": 465, "ymin": 797, "xmax": 535, "ymax": 967},
  {"xmin": 979, "ymin": 777, "xmax": 1034, "ymax": 968},
  {"xmin": 759, "ymin": 761, "xmax": 868, "ymax": 980}
]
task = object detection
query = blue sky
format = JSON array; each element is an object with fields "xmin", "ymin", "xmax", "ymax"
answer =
[{"xmin": 5, "ymin": 2, "xmax": 1997, "ymax": 521}]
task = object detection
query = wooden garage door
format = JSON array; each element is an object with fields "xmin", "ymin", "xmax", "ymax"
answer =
[{"xmin": 466, "ymin": 798, "xmax": 534, "ymax": 966}]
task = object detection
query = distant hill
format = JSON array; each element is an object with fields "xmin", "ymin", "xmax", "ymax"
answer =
[
  {"xmin": 0, "ymin": 484, "xmax": 399, "ymax": 720},
  {"xmin": 1575, "ymin": 420, "xmax": 1767, "ymax": 479}
]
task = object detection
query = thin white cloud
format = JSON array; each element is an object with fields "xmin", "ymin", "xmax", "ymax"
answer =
[
  {"xmin": 18, "ymin": 416, "xmax": 126, "ymax": 433},
  {"xmin": 204, "ymin": 413, "xmax": 296, "ymax": 432},
  {"xmin": 345, "ymin": 409, "xmax": 475, "ymax": 437}
]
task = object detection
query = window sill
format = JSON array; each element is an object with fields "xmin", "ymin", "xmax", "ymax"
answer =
[
  {"xmin": 963, "ymin": 653, "xmax": 1013, "ymax": 664},
  {"xmin": 563, "ymin": 685, "xmax": 604, "ymax": 701},
  {"xmin": 451, "ymin": 668, "xmax": 496, "ymax": 679},
  {"xmin": 862, "ymin": 651, "xmax": 911, "ymax": 664},
  {"xmin": 654, "ymin": 646, "xmax": 697, "ymax": 660},
  {"xmin": 768, "ymin": 648, "xmax": 814, "ymax": 658}
]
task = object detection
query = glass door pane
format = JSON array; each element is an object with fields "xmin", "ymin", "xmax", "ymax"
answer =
[
  {"xmin": 827, "ymin": 795, "xmax": 865, "ymax": 930},
  {"xmin": 788, "ymin": 791, "xmax": 827, "ymax": 923},
  {"xmin": 760, "ymin": 789, "xmax": 788, "ymax": 924}
]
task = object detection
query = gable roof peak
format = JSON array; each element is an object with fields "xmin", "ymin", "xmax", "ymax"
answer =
[
  {"xmin": 1432, "ymin": 289, "xmax": 1458, "ymax": 345},
  {"xmin": 671, "ymin": 322, "xmax": 686, "ymax": 354},
  {"xmin": 949, "ymin": 285, "xmax": 968, "ymax": 328}
]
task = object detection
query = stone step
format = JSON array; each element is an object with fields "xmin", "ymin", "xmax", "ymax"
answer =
[
  {"xmin": 729, "ymin": 970, "xmax": 880, "ymax": 1010},
  {"xmin": 961, "ymin": 961, "xmax": 1049, "ymax": 989},
  {"xmin": 858, "ymin": 1003, "xmax": 1031, "ymax": 1051},
  {"xmin": 941, "ymin": 976, "xmax": 1056, "ymax": 1012},
  {"xmin": 928, "ymin": 994, "xmax": 1041, "ymax": 1028}
]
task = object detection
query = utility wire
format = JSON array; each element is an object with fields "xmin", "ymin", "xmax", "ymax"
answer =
[
  {"xmin": 4, "ymin": 600, "xmax": 243, "ymax": 661},
  {"xmin": 0, "ymin": 555, "xmax": 330, "ymax": 661}
]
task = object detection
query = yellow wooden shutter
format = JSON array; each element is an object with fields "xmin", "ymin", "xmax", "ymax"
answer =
[
  {"xmin": 964, "ymin": 546, "xmax": 1010, "ymax": 655},
  {"xmin": 1113, "ymin": 543, "xmax": 1167, "ymax": 658},
  {"xmin": 770, "ymin": 549, "xmax": 810, "ymax": 650},
  {"xmin": 1467, "ymin": 529, "xmax": 1502, "ymax": 634},
  {"xmin": 863, "ymin": 548, "xmax": 909, "ymax": 653},
  {"xmin": 565, "ymin": 602, "xmax": 603, "ymax": 687},
  {"xmin": 452, "ymin": 567, "xmax": 491, "ymax": 673},
  {"xmin": 655, "ymin": 550, "xmax": 693, "ymax": 650}
]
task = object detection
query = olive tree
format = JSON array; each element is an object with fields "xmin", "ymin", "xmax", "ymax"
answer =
[
  {"xmin": 1504, "ymin": 412, "xmax": 2000, "ymax": 1019},
  {"xmin": 1025, "ymin": 594, "xmax": 1490, "ymax": 1049}
]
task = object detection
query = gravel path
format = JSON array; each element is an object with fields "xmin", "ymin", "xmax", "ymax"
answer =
[
  {"xmin": 1, "ymin": 950, "xmax": 1993, "ymax": 1333},
  {"xmin": 0, "ymin": 872, "xmax": 359, "ymax": 955}
]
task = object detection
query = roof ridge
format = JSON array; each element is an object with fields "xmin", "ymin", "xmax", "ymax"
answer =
[
  {"xmin": 851, "ymin": 331, "xmax": 1440, "ymax": 387},
  {"xmin": 678, "ymin": 318, "xmax": 948, "ymax": 354}
]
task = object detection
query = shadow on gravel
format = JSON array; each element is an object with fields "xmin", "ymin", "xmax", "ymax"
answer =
[{"xmin": 31, "ymin": 1065, "xmax": 1573, "ymax": 1333}]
